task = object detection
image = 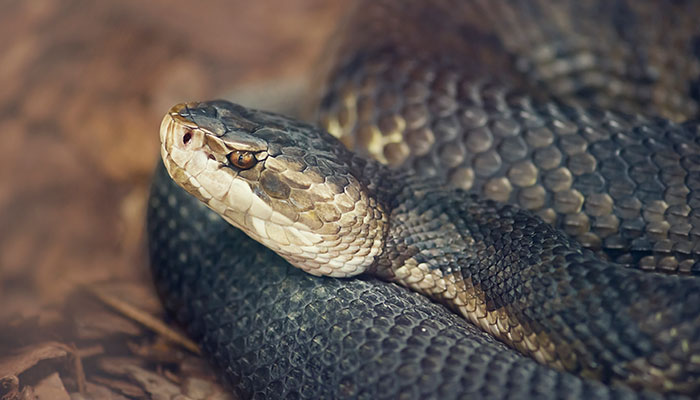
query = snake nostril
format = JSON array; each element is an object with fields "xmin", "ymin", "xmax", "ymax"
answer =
[
  {"xmin": 208, "ymin": 154, "xmax": 216, "ymax": 161},
  {"xmin": 183, "ymin": 131, "xmax": 192, "ymax": 145}
]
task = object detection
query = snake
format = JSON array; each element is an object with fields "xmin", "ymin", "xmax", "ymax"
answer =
[{"xmin": 147, "ymin": 1, "xmax": 700, "ymax": 398}]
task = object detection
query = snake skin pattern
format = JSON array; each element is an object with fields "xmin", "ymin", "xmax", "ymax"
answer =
[
  {"xmin": 322, "ymin": 79, "xmax": 700, "ymax": 273},
  {"xmin": 316, "ymin": 0, "xmax": 700, "ymax": 274},
  {"xmin": 148, "ymin": 0, "xmax": 700, "ymax": 398},
  {"xmin": 156, "ymin": 98, "xmax": 700, "ymax": 395},
  {"xmin": 149, "ymin": 162, "xmax": 672, "ymax": 400}
]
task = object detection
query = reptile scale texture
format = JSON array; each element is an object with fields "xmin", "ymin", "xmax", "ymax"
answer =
[{"xmin": 148, "ymin": 1, "xmax": 700, "ymax": 398}]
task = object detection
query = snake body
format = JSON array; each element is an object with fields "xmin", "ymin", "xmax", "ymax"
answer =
[{"xmin": 148, "ymin": 1, "xmax": 700, "ymax": 398}]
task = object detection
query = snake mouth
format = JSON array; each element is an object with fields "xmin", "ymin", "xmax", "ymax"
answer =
[
  {"xmin": 161, "ymin": 102, "xmax": 242, "ymax": 172},
  {"xmin": 159, "ymin": 103, "xmax": 233, "ymax": 206}
]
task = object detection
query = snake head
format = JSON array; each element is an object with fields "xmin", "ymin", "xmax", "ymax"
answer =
[{"xmin": 160, "ymin": 100, "xmax": 388, "ymax": 277}]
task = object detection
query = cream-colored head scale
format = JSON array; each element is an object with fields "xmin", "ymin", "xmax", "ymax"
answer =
[{"xmin": 159, "ymin": 101, "xmax": 388, "ymax": 277}]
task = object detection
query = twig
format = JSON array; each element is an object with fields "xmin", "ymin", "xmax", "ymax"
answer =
[
  {"xmin": 69, "ymin": 343, "xmax": 87, "ymax": 395},
  {"xmin": 85, "ymin": 287, "xmax": 201, "ymax": 355}
]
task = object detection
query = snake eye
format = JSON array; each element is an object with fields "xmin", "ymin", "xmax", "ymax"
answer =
[{"xmin": 228, "ymin": 150, "xmax": 257, "ymax": 169}]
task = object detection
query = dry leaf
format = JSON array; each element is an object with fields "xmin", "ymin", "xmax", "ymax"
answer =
[
  {"xmin": 182, "ymin": 377, "xmax": 234, "ymax": 400},
  {"xmin": 124, "ymin": 365, "xmax": 182, "ymax": 400},
  {"xmin": 0, "ymin": 376, "xmax": 35, "ymax": 400},
  {"xmin": 91, "ymin": 376, "xmax": 146, "ymax": 399},
  {"xmin": 91, "ymin": 282, "xmax": 163, "ymax": 316},
  {"xmin": 72, "ymin": 307, "xmax": 143, "ymax": 340},
  {"xmin": 33, "ymin": 372, "xmax": 70, "ymax": 400},
  {"xmin": 72, "ymin": 382, "xmax": 130, "ymax": 400},
  {"xmin": 0, "ymin": 342, "xmax": 69, "ymax": 378},
  {"xmin": 0, "ymin": 375, "xmax": 19, "ymax": 400},
  {"xmin": 97, "ymin": 357, "xmax": 145, "ymax": 377}
]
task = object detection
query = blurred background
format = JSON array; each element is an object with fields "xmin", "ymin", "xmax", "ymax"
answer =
[{"xmin": 0, "ymin": 1, "xmax": 345, "ymax": 398}]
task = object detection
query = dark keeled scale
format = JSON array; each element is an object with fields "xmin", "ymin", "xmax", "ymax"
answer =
[
  {"xmin": 148, "ymin": 163, "xmax": 673, "ymax": 400},
  {"xmin": 316, "ymin": 1, "xmax": 700, "ymax": 274}
]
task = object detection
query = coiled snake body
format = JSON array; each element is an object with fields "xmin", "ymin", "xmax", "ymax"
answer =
[{"xmin": 148, "ymin": 1, "xmax": 700, "ymax": 398}]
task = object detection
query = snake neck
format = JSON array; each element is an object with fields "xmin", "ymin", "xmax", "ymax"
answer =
[{"xmin": 371, "ymin": 182, "xmax": 491, "ymax": 284}]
